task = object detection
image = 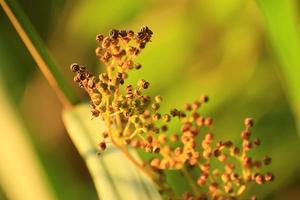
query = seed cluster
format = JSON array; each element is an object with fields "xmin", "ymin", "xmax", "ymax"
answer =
[{"xmin": 70, "ymin": 26, "xmax": 273, "ymax": 200}]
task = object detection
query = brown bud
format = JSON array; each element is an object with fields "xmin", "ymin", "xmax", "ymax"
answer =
[
  {"xmin": 230, "ymin": 146, "xmax": 240, "ymax": 156},
  {"xmin": 70, "ymin": 63, "xmax": 80, "ymax": 72},
  {"xmin": 263, "ymin": 156, "xmax": 272, "ymax": 165},
  {"xmin": 265, "ymin": 172, "xmax": 274, "ymax": 182},
  {"xmin": 96, "ymin": 34, "xmax": 104, "ymax": 42},
  {"xmin": 243, "ymin": 157, "xmax": 252, "ymax": 168},
  {"xmin": 188, "ymin": 158, "xmax": 198, "ymax": 166},
  {"xmin": 130, "ymin": 140, "xmax": 140, "ymax": 148},
  {"xmin": 253, "ymin": 138, "xmax": 261, "ymax": 146},
  {"xmin": 200, "ymin": 163, "xmax": 210, "ymax": 172},
  {"xmin": 241, "ymin": 131, "xmax": 251, "ymax": 140},
  {"xmin": 146, "ymin": 135, "xmax": 153, "ymax": 143},
  {"xmin": 98, "ymin": 142, "xmax": 106, "ymax": 151},
  {"xmin": 162, "ymin": 114, "xmax": 171, "ymax": 122},
  {"xmin": 224, "ymin": 185, "xmax": 233, "ymax": 194},
  {"xmin": 203, "ymin": 149, "xmax": 212, "ymax": 159},
  {"xmin": 204, "ymin": 117, "xmax": 213, "ymax": 126},
  {"xmin": 221, "ymin": 173, "xmax": 230, "ymax": 183},
  {"xmin": 161, "ymin": 125, "xmax": 168, "ymax": 132},
  {"xmin": 201, "ymin": 95, "xmax": 209, "ymax": 103},
  {"xmin": 244, "ymin": 118, "xmax": 254, "ymax": 127},
  {"xmin": 170, "ymin": 134, "xmax": 179, "ymax": 142},
  {"xmin": 184, "ymin": 103, "xmax": 192, "ymax": 111},
  {"xmin": 152, "ymin": 113, "xmax": 161, "ymax": 121},
  {"xmin": 109, "ymin": 29, "xmax": 119, "ymax": 39},
  {"xmin": 255, "ymin": 174, "xmax": 264, "ymax": 185},
  {"xmin": 205, "ymin": 133, "xmax": 214, "ymax": 142},
  {"xmin": 209, "ymin": 183, "xmax": 218, "ymax": 193},
  {"xmin": 213, "ymin": 149, "xmax": 221, "ymax": 157},
  {"xmin": 138, "ymin": 79, "xmax": 150, "ymax": 89},
  {"xmin": 218, "ymin": 154, "xmax": 227, "ymax": 162},
  {"xmin": 192, "ymin": 101, "xmax": 200, "ymax": 110}
]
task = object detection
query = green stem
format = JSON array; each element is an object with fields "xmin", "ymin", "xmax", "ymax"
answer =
[{"xmin": 0, "ymin": 0, "xmax": 79, "ymax": 107}]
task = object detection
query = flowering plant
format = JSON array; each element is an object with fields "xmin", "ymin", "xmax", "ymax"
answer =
[{"xmin": 71, "ymin": 26, "xmax": 273, "ymax": 200}]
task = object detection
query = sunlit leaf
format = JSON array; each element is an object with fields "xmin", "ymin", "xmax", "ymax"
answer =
[
  {"xmin": 62, "ymin": 104, "xmax": 162, "ymax": 200},
  {"xmin": 0, "ymin": 79, "xmax": 57, "ymax": 200}
]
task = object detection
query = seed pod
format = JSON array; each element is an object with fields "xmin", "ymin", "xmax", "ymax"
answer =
[
  {"xmin": 241, "ymin": 131, "xmax": 251, "ymax": 140},
  {"xmin": 138, "ymin": 79, "xmax": 150, "ymax": 89},
  {"xmin": 119, "ymin": 30, "xmax": 127, "ymax": 37},
  {"xmin": 263, "ymin": 156, "xmax": 272, "ymax": 165},
  {"xmin": 150, "ymin": 158, "xmax": 160, "ymax": 169},
  {"xmin": 79, "ymin": 73, "xmax": 86, "ymax": 81},
  {"xmin": 205, "ymin": 133, "xmax": 214, "ymax": 142},
  {"xmin": 209, "ymin": 183, "xmax": 218, "ymax": 193},
  {"xmin": 184, "ymin": 103, "xmax": 192, "ymax": 111},
  {"xmin": 109, "ymin": 29, "xmax": 119, "ymax": 39},
  {"xmin": 265, "ymin": 172, "xmax": 274, "ymax": 182},
  {"xmin": 102, "ymin": 37, "xmax": 111, "ymax": 48},
  {"xmin": 73, "ymin": 74, "xmax": 81, "ymax": 83},
  {"xmin": 96, "ymin": 34, "xmax": 104, "ymax": 42},
  {"xmin": 127, "ymin": 30, "xmax": 134, "ymax": 38},
  {"xmin": 161, "ymin": 125, "xmax": 168, "ymax": 132},
  {"xmin": 91, "ymin": 109, "xmax": 100, "ymax": 117},
  {"xmin": 140, "ymin": 25, "xmax": 149, "ymax": 33},
  {"xmin": 154, "ymin": 95, "xmax": 162, "ymax": 103},
  {"xmin": 245, "ymin": 118, "xmax": 254, "ymax": 127},
  {"xmin": 162, "ymin": 114, "xmax": 171, "ymax": 122},
  {"xmin": 204, "ymin": 117, "xmax": 213, "ymax": 126},
  {"xmin": 201, "ymin": 95, "xmax": 209, "ymax": 102},
  {"xmin": 170, "ymin": 134, "xmax": 179, "ymax": 142},
  {"xmin": 70, "ymin": 63, "xmax": 80, "ymax": 72},
  {"xmin": 255, "ymin": 174, "xmax": 264, "ymax": 185},
  {"xmin": 98, "ymin": 142, "xmax": 106, "ymax": 151},
  {"xmin": 170, "ymin": 108, "xmax": 179, "ymax": 117},
  {"xmin": 135, "ymin": 63, "xmax": 142, "ymax": 70},
  {"xmin": 152, "ymin": 103, "xmax": 160, "ymax": 111},
  {"xmin": 253, "ymin": 138, "xmax": 261, "ymax": 146},
  {"xmin": 192, "ymin": 101, "xmax": 200, "ymax": 110},
  {"xmin": 152, "ymin": 113, "xmax": 161, "ymax": 121}
]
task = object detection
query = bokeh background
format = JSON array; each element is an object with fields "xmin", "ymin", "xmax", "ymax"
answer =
[{"xmin": 1, "ymin": 0, "xmax": 300, "ymax": 199}]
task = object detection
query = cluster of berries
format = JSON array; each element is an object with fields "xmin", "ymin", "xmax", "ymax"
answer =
[{"xmin": 70, "ymin": 26, "xmax": 273, "ymax": 200}]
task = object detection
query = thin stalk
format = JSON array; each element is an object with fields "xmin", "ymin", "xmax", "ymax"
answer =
[
  {"xmin": 181, "ymin": 167, "xmax": 200, "ymax": 196},
  {"xmin": 0, "ymin": 0, "xmax": 78, "ymax": 108}
]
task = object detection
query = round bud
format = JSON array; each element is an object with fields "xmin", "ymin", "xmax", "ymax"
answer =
[
  {"xmin": 109, "ymin": 29, "xmax": 119, "ymax": 39},
  {"xmin": 265, "ymin": 172, "xmax": 274, "ymax": 182},
  {"xmin": 96, "ymin": 34, "xmax": 104, "ymax": 42},
  {"xmin": 98, "ymin": 142, "xmax": 106, "ymax": 151},
  {"xmin": 70, "ymin": 63, "xmax": 80, "ymax": 72},
  {"xmin": 154, "ymin": 95, "xmax": 163, "ymax": 103},
  {"xmin": 263, "ymin": 156, "xmax": 272, "ymax": 165},
  {"xmin": 201, "ymin": 95, "xmax": 209, "ymax": 102},
  {"xmin": 245, "ymin": 118, "xmax": 254, "ymax": 127},
  {"xmin": 255, "ymin": 174, "xmax": 264, "ymax": 185}
]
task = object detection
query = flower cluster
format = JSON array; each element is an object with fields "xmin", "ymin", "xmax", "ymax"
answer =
[{"xmin": 70, "ymin": 26, "xmax": 273, "ymax": 200}]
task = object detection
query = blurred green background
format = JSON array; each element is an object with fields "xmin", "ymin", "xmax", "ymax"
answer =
[{"xmin": 1, "ymin": 0, "xmax": 300, "ymax": 199}]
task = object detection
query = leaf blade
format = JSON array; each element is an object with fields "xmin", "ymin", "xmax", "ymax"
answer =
[{"xmin": 62, "ymin": 103, "xmax": 162, "ymax": 200}]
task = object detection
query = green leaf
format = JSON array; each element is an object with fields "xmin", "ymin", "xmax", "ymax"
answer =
[
  {"xmin": 256, "ymin": 0, "xmax": 300, "ymax": 135},
  {"xmin": 62, "ymin": 104, "xmax": 162, "ymax": 200}
]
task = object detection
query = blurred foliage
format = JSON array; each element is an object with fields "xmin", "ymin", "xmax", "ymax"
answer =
[
  {"xmin": 1, "ymin": 0, "xmax": 300, "ymax": 199},
  {"xmin": 0, "ymin": 78, "xmax": 56, "ymax": 200}
]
